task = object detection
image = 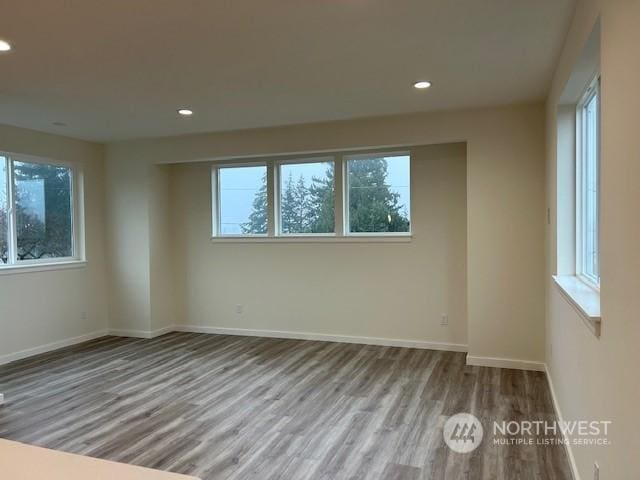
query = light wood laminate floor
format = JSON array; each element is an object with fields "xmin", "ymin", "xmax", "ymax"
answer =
[{"xmin": 0, "ymin": 333, "xmax": 572, "ymax": 479}]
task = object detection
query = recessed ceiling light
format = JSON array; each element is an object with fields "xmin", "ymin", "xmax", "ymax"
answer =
[
  {"xmin": 0, "ymin": 39, "xmax": 11, "ymax": 52},
  {"xmin": 413, "ymin": 81, "xmax": 432, "ymax": 90},
  {"xmin": 177, "ymin": 108, "xmax": 193, "ymax": 116}
]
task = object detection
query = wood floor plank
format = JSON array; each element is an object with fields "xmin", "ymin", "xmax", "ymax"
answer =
[{"xmin": 0, "ymin": 333, "xmax": 572, "ymax": 479}]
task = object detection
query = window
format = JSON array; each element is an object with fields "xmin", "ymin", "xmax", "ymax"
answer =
[
  {"xmin": 278, "ymin": 160, "xmax": 334, "ymax": 235},
  {"xmin": 0, "ymin": 154, "xmax": 79, "ymax": 267},
  {"xmin": 211, "ymin": 151, "xmax": 411, "ymax": 240},
  {"xmin": 345, "ymin": 153, "xmax": 410, "ymax": 234},
  {"xmin": 215, "ymin": 164, "xmax": 268, "ymax": 235},
  {"xmin": 577, "ymin": 77, "xmax": 600, "ymax": 286}
]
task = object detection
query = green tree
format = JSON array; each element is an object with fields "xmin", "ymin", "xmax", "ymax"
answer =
[
  {"xmin": 280, "ymin": 167, "xmax": 335, "ymax": 234},
  {"xmin": 281, "ymin": 172, "xmax": 311, "ymax": 233},
  {"xmin": 347, "ymin": 158, "xmax": 409, "ymax": 233},
  {"xmin": 242, "ymin": 159, "xmax": 407, "ymax": 234},
  {"xmin": 241, "ymin": 172, "xmax": 268, "ymax": 234},
  {"xmin": 307, "ymin": 167, "xmax": 335, "ymax": 233}
]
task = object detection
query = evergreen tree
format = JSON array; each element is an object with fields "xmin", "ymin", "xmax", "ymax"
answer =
[
  {"xmin": 242, "ymin": 159, "xmax": 408, "ymax": 234},
  {"xmin": 347, "ymin": 158, "xmax": 409, "ymax": 233},
  {"xmin": 240, "ymin": 172, "xmax": 268, "ymax": 234},
  {"xmin": 281, "ymin": 173, "xmax": 321, "ymax": 233},
  {"xmin": 293, "ymin": 175, "xmax": 310, "ymax": 231},
  {"xmin": 307, "ymin": 167, "xmax": 335, "ymax": 233},
  {"xmin": 280, "ymin": 172, "xmax": 298, "ymax": 233}
]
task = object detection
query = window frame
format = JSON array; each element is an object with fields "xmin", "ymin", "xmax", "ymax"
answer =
[
  {"xmin": 212, "ymin": 161, "xmax": 269, "ymax": 238},
  {"xmin": 274, "ymin": 156, "xmax": 336, "ymax": 237},
  {"xmin": 0, "ymin": 151, "xmax": 84, "ymax": 269},
  {"xmin": 210, "ymin": 150, "xmax": 413, "ymax": 242},
  {"xmin": 575, "ymin": 76, "xmax": 601, "ymax": 289},
  {"xmin": 343, "ymin": 151, "xmax": 412, "ymax": 237}
]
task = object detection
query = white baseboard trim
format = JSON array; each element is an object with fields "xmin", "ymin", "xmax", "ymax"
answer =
[
  {"xmin": 0, "ymin": 330, "xmax": 109, "ymax": 366},
  {"xmin": 545, "ymin": 365, "xmax": 580, "ymax": 480},
  {"xmin": 466, "ymin": 354, "xmax": 545, "ymax": 371},
  {"xmin": 107, "ymin": 325, "xmax": 174, "ymax": 339},
  {"xmin": 107, "ymin": 329, "xmax": 151, "ymax": 338},
  {"xmin": 174, "ymin": 325, "xmax": 468, "ymax": 352},
  {"xmin": 0, "ymin": 325, "xmax": 466, "ymax": 367}
]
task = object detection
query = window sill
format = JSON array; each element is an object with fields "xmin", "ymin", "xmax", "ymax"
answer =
[
  {"xmin": 210, "ymin": 235, "xmax": 413, "ymax": 244},
  {"xmin": 0, "ymin": 260, "xmax": 87, "ymax": 276},
  {"xmin": 553, "ymin": 275, "xmax": 601, "ymax": 337}
]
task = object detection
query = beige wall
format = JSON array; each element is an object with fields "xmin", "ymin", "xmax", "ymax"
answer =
[
  {"xmin": 104, "ymin": 159, "xmax": 152, "ymax": 334},
  {"xmin": 170, "ymin": 144, "xmax": 467, "ymax": 345},
  {"xmin": 106, "ymin": 103, "xmax": 546, "ymax": 364},
  {"xmin": 546, "ymin": 0, "xmax": 640, "ymax": 478},
  {"xmin": 149, "ymin": 164, "xmax": 176, "ymax": 332},
  {"xmin": 0, "ymin": 124, "xmax": 109, "ymax": 361}
]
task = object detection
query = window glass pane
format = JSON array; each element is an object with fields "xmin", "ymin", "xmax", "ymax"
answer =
[
  {"xmin": 582, "ymin": 90, "xmax": 599, "ymax": 282},
  {"xmin": 347, "ymin": 154, "xmax": 410, "ymax": 233},
  {"xmin": 14, "ymin": 161, "xmax": 73, "ymax": 260},
  {"xmin": 219, "ymin": 165, "xmax": 267, "ymax": 235},
  {"xmin": 280, "ymin": 161, "xmax": 335, "ymax": 234},
  {"xmin": 0, "ymin": 157, "xmax": 8, "ymax": 263}
]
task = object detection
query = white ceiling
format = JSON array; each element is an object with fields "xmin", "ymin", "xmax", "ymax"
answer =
[{"xmin": 0, "ymin": 0, "xmax": 575, "ymax": 142}]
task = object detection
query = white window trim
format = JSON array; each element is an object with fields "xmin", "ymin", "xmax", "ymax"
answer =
[
  {"xmin": 211, "ymin": 150, "xmax": 413, "ymax": 242},
  {"xmin": 0, "ymin": 151, "xmax": 85, "ymax": 271},
  {"xmin": 575, "ymin": 76, "xmax": 600, "ymax": 290},
  {"xmin": 343, "ymin": 151, "xmax": 412, "ymax": 237}
]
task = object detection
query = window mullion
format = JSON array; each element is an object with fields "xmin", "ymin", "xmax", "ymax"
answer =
[
  {"xmin": 334, "ymin": 155, "xmax": 345, "ymax": 236},
  {"xmin": 7, "ymin": 157, "xmax": 18, "ymax": 265},
  {"xmin": 210, "ymin": 166, "xmax": 219, "ymax": 237},
  {"xmin": 267, "ymin": 160, "xmax": 276, "ymax": 237}
]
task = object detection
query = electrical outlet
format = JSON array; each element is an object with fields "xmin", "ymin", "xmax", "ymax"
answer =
[
  {"xmin": 441, "ymin": 314, "xmax": 448, "ymax": 326},
  {"xmin": 594, "ymin": 462, "xmax": 599, "ymax": 480},
  {"xmin": 235, "ymin": 304, "xmax": 244, "ymax": 315}
]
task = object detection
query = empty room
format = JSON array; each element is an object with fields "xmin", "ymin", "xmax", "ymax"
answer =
[{"xmin": 1, "ymin": 1, "xmax": 638, "ymax": 479}]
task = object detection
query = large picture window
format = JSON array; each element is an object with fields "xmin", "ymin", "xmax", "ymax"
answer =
[
  {"xmin": 211, "ymin": 151, "xmax": 411, "ymax": 240},
  {"xmin": 0, "ymin": 154, "xmax": 79, "ymax": 267},
  {"xmin": 577, "ymin": 77, "xmax": 600, "ymax": 287}
]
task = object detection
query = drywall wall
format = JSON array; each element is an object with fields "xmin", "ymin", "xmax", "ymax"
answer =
[
  {"xmin": 104, "ymin": 160, "xmax": 176, "ymax": 336},
  {"xmin": 0, "ymin": 124, "xmax": 108, "ymax": 362},
  {"xmin": 104, "ymin": 158, "xmax": 152, "ymax": 334},
  {"xmin": 170, "ymin": 144, "xmax": 467, "ymax": 345},
  {"xmin": 106, "ymin": 103, "xmax": 546, "ymax": 364},
  {"xmin": 149, "ymin": 164, "xmax": 176, "ymax": 333},
  {"xmin": 546, "ymin": 0, "xmax": 640, "ymax": 478}
]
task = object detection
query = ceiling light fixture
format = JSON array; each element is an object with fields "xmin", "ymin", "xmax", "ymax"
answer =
[
  {"xmin": 177, "ymin": 108, "xmax": 193, "ymax": 116},
  {"xmin": 0, "ymin": 39, "xmax": 11, "ymax": 52},
  {"xmin": 413, "ymin": 80, "xmax": 432, "ymax": 90}
]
